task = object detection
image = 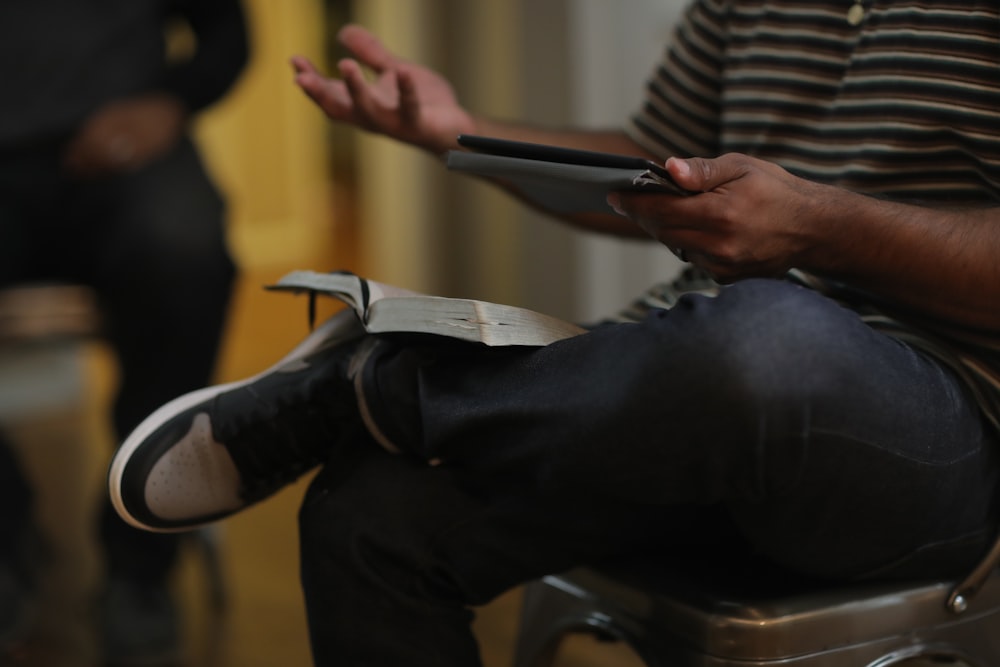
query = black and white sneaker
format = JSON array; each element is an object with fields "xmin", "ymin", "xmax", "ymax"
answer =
[{"xmin": 109, "ymin": 310, "xmax": 367, "ymax": 532}]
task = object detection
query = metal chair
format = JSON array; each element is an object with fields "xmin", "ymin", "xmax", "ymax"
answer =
[{"xmin": 513, "ymin": 547, "xmax": 1000, "ymax": 667}]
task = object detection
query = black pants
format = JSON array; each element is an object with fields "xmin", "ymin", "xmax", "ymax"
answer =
[
  {"xmin": 0, "ymin": 136, "xmax": 236, "ymax": 582},
  {"xmin": 299, "ymin": 279, "xmax": 1000, "ymax": 666}
]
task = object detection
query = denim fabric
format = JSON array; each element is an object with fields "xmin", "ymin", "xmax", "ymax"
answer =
[
  {"xmin": 300, "ymin": 278, "xmax": 1000, "ymax": 666},
  {"xmin": 0, "ymin": 137, "xmax": 236, "ymax": 581}
]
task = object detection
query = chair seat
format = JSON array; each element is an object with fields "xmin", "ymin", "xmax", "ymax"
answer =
[
  {"xmin": 0, "ymin": 283, "xmax": 100, "ymax": 343},
  {"xmin": 515, "ymin": 557, "xmax": 1000, "ymax": 667}
]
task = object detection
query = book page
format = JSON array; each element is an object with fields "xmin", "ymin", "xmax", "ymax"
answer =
[
  {"xmin": 365, "ymin": 280, "xmax": 423, "ymax": 303},
  {"xmin": 269, "ymin": 270, "xmax": 585, "ymax": 347},
  {"xmin": 367, "ymin": 296, "xmax": 585, "ymax": 346}
]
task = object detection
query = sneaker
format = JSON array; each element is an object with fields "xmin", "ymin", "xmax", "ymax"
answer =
[
  {"xmin": 109, "ymin": 310, "xmax": 366, "ymax": 532},
  {"xmin": 101, "ymin": 577, "xmax": 181, "ymax": 667}
]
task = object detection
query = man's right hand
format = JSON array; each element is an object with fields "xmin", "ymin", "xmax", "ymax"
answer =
[{"xmin": 291, "ymin": 24, "xmax": 477, "ymax": 155}]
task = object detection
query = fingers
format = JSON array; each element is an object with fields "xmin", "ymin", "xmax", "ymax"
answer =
[
  {"xmin": 396, "ymin": 67, "xmax": 420, "ymax": 126},
  {"xmin": 338, "ymin": 58, "xmax": 398, "ymax": 129},
  {"xmin": 290, "ymin": 54, "xmax": 315, "ymax": 75},
  {"xmin": 337, "ymin": 58, "xmax": 369, "ymax": 99},
  {"xmin": 298, "ymin": 25, "xmax": 426, "ymax": 134},
  {"xmin": 607, "ymin": 190, "xmax": 704, "ymax": 255},
  {"xmin": 337, "ymin": 23, "xmax": 395, "ymax": 73},
  {"xmin": 290, "ymin": 55, "xmax": 327, "ymax": 88},
  {"xmin": 290, "ymin": 56, "xmax": 324, "ymax": 99},
  {"xmin": 291, "ymin": 55, "xmax": 356, "ymax": 120},
  {"xmin": 296, "ymin": 75, "xmax": 352, "ymax": 118},
  {"xmin": 291, "ymin": 49, "xmax": 409, "ymax": 134},
  {"xmin": 666, "ymin": 154, "xmax": 752, "ymax": 192}
]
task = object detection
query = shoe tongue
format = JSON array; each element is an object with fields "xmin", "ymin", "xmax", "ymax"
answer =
[
  {"xmin": 217, "ymin": 396, "xmax": 335, "ymax": 501},
  {"xmin": 213, "ymin": 335, "xmax": 361, "ymax": 499}
]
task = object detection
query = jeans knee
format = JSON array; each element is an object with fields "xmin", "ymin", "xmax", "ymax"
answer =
[
  {"xmin": 298, "ymin": 463, "xmax": 375, "ymax": 566},
  {"xmin": 674, "ymin": 279, "xmax": 863, "ymax": 406},
  {"xmin": 635, "ymin": 280, "xmax": 874, "ymax": 498},
  {"xmin": 298, "ymin": 449, "xmax": 479, "ymax": 605}
]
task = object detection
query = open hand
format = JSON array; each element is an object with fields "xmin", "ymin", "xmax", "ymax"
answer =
[{"xmin": 291, "ymin": 24, "xmax": 476, "ymax": 155}]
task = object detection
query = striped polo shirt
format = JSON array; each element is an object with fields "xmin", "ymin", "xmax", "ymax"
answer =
[{"xmin": 623, "ymin": 0, "xmax": 1000, "ymax": 431}]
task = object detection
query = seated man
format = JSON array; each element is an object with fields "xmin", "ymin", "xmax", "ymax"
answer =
[{"xmin": 109, "ymin": 3, "xmax": 1000, "ymax": 666}]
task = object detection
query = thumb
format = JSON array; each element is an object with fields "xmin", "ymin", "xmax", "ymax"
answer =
[{"xmin": 667, "ymin": 155, "xmax": 748, "ymax": 192}]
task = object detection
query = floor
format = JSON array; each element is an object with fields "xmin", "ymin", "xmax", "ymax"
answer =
[{"xmin": 0, "ymin": 273, "xmax": 646, "ymax": 667}]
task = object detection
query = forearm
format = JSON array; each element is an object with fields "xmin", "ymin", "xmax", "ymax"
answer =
[
  {"xmin": 802, "ymin": 189, "xmax": 1000, "ymax": 331},
  {"xmin": 467, "ymin": 118, "xmax": 658, "ymax": 159}
]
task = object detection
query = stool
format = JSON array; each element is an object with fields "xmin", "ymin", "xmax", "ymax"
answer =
[{"xmin": 513, "ymin": 553, "xmax": 1000, "ymax": 667}]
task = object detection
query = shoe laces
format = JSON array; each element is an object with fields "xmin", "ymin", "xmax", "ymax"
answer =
[{"xmin": 212, "ymin": 359, "xmax": 350, "ymax": 501}]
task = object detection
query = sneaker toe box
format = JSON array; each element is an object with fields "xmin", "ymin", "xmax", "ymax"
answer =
[{"xmin": 119, "ymin": 412, "xmax": 244, "ymax": 531}]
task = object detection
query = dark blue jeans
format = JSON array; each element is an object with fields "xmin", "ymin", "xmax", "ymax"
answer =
[
  {"xmin": 0, "ymin": 136, "xmax": 236, "ymax": 582},
  {"xmin": 299, "ymin": 278, "xmax": 1000, "ymax": 666}
]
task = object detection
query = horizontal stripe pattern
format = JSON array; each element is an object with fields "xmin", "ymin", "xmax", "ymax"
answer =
[
  {"xmin": 628, "ymin": 0, "xmax": 1000, "ymax": 200},
  {"xmin": 624, "ymin": 0, "xmax": 1000, "ymax": 432}
]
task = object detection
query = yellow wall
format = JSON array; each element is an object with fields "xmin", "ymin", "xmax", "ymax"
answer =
[
  {"xmin": 191, "ymin": 0, "xmax": 355, "ymax": 387},
  {"xmin": 177, "ymin": 3, "xmax": 344, "ymax": 665},
  {"xmin": 195, "ymin": 0, "xmax": 337, "ymax": 272}
]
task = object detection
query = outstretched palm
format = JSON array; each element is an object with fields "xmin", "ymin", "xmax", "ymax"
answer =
[{"xmin": 292, "ymin": 25, "xmax": 475, "ymax": 155}]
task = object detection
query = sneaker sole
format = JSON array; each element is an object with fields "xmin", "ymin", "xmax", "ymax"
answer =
[{"xmin": 108, "ymin": 310, "xmax": 364, "ymax": 532}]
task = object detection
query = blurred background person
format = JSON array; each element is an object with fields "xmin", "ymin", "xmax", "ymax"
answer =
[{"xmin": 0, "ymin": 0, "xmax": 249, "ymax": 664}]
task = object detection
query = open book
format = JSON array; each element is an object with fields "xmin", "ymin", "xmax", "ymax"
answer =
[
  {"xmin": 445, "ymin": 134, "xmax": 690, "ymax": 214},
  {"xmin": 266, "ymin": 270, "xmax": 586, "ymax": 347}
]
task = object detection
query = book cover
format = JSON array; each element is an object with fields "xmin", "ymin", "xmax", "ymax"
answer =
[{"xmin": 445, "ymin": 134, "xmax": 689, "ymax": 214}]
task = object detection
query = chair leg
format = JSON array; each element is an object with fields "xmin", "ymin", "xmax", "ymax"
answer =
[
  {"xmin": 513, "ymin": 578, "xmax": 632, "ymax": 667},
  {"xmin": 189, "ymin": 528, "xmax": 228, "ymax": 663},
  {"xmin": 193, "ymin": 527, "xmax": 227, "ymax": 615},
  {"xmin": 513, "ymin": 580, "xmax": 578, "ymax": 667}
]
